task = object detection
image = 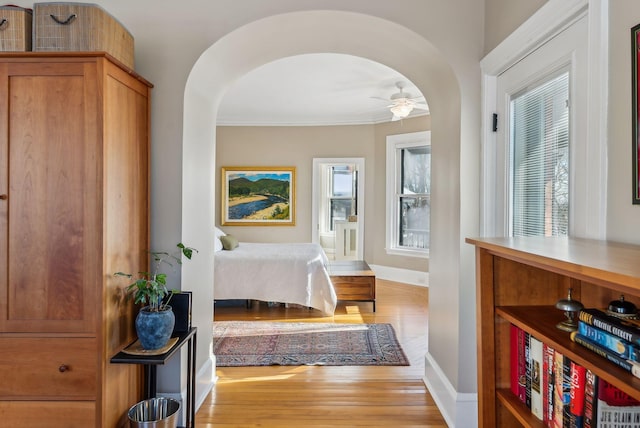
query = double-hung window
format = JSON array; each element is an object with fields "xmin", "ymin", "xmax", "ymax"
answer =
[
  {"xmin": 386, "ymin": 131, "xmax": 430, "ymax": 257},
  {"xmin": 327, "ymin": 165, "xmax": 356, "ymax": 231}
]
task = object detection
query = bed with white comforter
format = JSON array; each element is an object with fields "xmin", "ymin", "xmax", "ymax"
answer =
[{"xmin": 213, "ymin": 242, "xmax": 337, "ymax": 315}]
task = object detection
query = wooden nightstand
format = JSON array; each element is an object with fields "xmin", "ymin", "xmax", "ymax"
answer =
[{"xmin": 328, "ymin": 260, "xmax": 376, "ymax": 311}]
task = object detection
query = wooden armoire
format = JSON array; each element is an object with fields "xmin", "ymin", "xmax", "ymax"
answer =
[{"xmin": 0, "ymin": 53, "xmax": 152, "ymax": 427}]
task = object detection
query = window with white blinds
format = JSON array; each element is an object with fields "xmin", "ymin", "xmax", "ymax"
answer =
[{"xmin": 510, "ymin": 71, "xmax": 569, "ymax": 237}]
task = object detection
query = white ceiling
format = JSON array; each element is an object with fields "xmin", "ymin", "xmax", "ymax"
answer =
[{"xmin": 216, "ymin": 53, "xmax": 428, "ymax": 126}]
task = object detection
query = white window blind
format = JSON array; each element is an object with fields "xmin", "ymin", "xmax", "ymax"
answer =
[{"xmin": 511, "ymin": 71, "xmax": 569, "ymax": 237}]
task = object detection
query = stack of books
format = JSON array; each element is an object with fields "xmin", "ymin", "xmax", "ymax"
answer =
[
  {"xmin": 574, "ymin": 308, "xmax": 640, "ymax": 377},
  {"xmin": 511, "ymin": 318, "xmax": 640, "ymax": 427}
]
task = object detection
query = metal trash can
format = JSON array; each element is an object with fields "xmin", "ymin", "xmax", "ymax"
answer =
[{"xmin": 128, "ymin": 397, "xmax": 180, "ymax": 428}]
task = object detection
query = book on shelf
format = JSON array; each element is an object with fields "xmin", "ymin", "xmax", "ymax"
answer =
[
  {"xmin": 507, "ymin": 324, "xmax": 640, "ymax": 427},
  {"xmin": 570, "ymin": 332, "xmax": 640, "ymax": 379},
  {"xmin": 518, "ymin": 327, "xmax": 527, "ymax": 403},
  {"xmin": 578, "ymin": 321, "xmax": 640, "ymax": 361},
  {"xmin": 511, "ymin": 324, "xmax": 519, "ymax": 398},
  {"xmin": 569, "ymin": 361, "xmax": 586, "ymax": 428},
  {"xmin": 596, "ymin": 378, "xmax": 640, "ymax": 428},
  {"xmin": 526, "ymin": 331, "xmax": 532, "ymax": 409},
  {"xmin": 584, "ymin": 369, "xmax": 598, "ymax": 428},
  {"xmin": 579, "ymin": 309, "xmax": 640, "ymax": 347},
  {"xmin": 510, "ymin": 324, "xmax": 527, "ymax": 404},
  {"xmin": 544, "ymin": 343, "xmax": 556, "ymax": 426},
  {"xmin": 530, "ymin": 335, "xmax": 544, "ymax": 420},
  {"xmin": 553, "ymin": 350, "xmax": 572, "ymax": 428}
]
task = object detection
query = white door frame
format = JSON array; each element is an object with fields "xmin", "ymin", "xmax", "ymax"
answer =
[
  {"xmin": 312, "ymin": 157, "xmax": 365, "ymax": 260},
  {"xmin": 480, "ymin": 0, "xmax": 607, "ymax": 239}
]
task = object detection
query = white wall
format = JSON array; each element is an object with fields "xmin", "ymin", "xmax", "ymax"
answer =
[
  {"xmin": 216, "ymin": 118, "xmax": 430, "ymax": 273},
  {"xmin": 8, "ymin": 1, "xmax": 484, "ymax": 424},
  {"xmin": 483, "ymin": 0, "xmax": 547, "ymax": 54},
  {"xmin": 215, "ymin": 125, "xmax": 376, "ymax": 247},
  {"xmin": 608, "ymin": 1, "xmax": 640, "ymax": 243}
]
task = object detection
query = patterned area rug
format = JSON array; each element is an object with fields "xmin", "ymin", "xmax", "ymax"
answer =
[{"xmin": 213, "ymin": 321, "xmax": 410, "ymax": 367}]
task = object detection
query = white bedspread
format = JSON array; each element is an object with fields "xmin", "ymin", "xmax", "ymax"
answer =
[{"xmin": 214, "ymin": 242, "xmax": 337, "ymax": 315}]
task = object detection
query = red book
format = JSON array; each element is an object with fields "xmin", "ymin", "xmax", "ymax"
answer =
[
  {"xmin": 511, "ymin": 324, "xmax": 520, "ymax": 397},
  {"xmin": 569, "ymin": 361, "xmax": 586, "ymax": 428},
  {"xmin": 525, "ymin": 331, "xmax": 532, "ymax": 408}
]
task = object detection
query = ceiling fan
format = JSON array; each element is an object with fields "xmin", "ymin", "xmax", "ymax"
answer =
[{"xmin": 380, "ymin": 81, "xmax": 429, "ymax": 121}]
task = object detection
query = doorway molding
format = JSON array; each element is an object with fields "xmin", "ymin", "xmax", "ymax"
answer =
[{"xmin": 181, "ymin": 9, "xmax": 465, "ymax": 425}]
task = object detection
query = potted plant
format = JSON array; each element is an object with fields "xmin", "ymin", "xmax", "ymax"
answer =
[{"xmin": 115, "ymin": 242, "xmax": 197, "ymax": 350}]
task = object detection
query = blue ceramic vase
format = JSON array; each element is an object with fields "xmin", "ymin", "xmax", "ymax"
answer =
[{"xmin": 135, "ymin": 306, "xmax": 175, "ymax": 350}]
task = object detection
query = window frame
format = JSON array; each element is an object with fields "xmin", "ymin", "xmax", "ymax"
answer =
[
  {"xmin": 326, "ymin": 165, "xmax": 356, "ymax": 232},
  {"xmin": 311, "ymin": 157, "xmax": 365, "ymax": 260},
  {"xmin": 480, "ymin": 3, "xmax": 607, "ymax": 240},
  {"xmin": 385, "ymin": 131, "xmax": 430, "ymax": 258}
]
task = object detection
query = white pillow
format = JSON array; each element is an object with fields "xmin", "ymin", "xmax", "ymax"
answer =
[
  {"xmin": 214, "ymin": 226, "xmax": 226, "ymax": 238},
  {"xmin": 214, "ymin": 237, "xmax": 223, "ymax": 252}
]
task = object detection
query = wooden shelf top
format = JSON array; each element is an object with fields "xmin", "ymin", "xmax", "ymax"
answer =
[
  {"xmin": 466, "ymin": 237, "xmax": 640, "ymax": 292},
  {"xmin": 0, "ymin": 52, "xmax": 152, "ymax": 87},
  {"xmin": 327, "ymin": 260, "xmax": 374, "ymax": 276}
]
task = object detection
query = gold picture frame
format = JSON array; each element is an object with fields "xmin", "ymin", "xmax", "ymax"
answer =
[{"xmin": 221, "ymin": 166, "xmax": 296, "ymax": 226}]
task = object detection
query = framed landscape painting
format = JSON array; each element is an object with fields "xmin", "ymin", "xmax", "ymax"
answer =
[{"xmin": 221, "ymin": 166, "xmax": 296, "ymax": 226}]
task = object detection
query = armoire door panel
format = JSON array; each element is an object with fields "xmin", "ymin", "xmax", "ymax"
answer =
[{"xmin": 0, "ymin": 64, "xmax": 97, "ymax": 333}]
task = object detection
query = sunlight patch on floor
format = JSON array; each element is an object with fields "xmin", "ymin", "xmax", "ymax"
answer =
[
  {"xmin": 345, "ymin": 305, "xmax": 363, "ymax": 315},
  {"xmin": 216, "ymin": 366, "xmax": 310, "ymax": 384},
  {"xmin": 216, "ymin": 373, "xmax": 297, "ymax": 384}
]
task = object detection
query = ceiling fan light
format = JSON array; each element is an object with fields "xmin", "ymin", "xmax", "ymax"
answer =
[{"xmin": 390, "ymin": 103, "xmax": 413, "ymax": 118}]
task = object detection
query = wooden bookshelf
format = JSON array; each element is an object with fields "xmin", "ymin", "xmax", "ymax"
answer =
[{"xmin": 466, "ymin": 236, "xmax": 640, "ymax": 428}]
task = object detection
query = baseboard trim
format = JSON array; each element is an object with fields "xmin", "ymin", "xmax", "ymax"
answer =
[
  {"xmin": 369, "ymin": 264, "xmax": 428, "ymax": 287},
  {"xmin": 196, "ymin": 356, "xmax": 216, "ymax": 411},
  {"xmin": 423, "ymin": 352, "xmax": 478, "ymax": 428},
  {"xmin": 158, "ymin": 356, "xmax": 216, "ymax": 426}
]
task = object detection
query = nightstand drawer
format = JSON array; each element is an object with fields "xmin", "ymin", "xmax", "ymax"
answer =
[
  {"xmin": 332, "ymin": 276, "xmax": 375, "ymax": 300},
  {"xmin": 0, "ymin": 337, "xmax": 97, "ymax": 399}
]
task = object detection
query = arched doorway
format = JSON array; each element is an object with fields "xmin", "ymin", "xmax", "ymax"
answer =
[{"xmin": 180, "ymin": 9, "xmax": 462, "ymax": 411}]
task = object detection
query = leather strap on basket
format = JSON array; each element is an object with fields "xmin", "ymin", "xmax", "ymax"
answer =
[
  {"xmin": 49, "ymin": 13, "xmax": 76, "ymax": 25},
  {"xmin": 0, "ymin": 19, "xmax": 7, "ymax": 29}
]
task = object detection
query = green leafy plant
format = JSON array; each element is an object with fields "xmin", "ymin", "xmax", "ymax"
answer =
[{"xmin": 114, "ymin": 243, "xmax": 197, "ymax": 312}]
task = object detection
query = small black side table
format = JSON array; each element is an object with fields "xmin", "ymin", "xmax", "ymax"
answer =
[{"xmin": 111, "ymin": 327, "xmax": 197, "ymax": 428}]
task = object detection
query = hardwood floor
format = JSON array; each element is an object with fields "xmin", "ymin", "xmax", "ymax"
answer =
[{"xmin": 195, "ymin": 279, "xmax": 447, "ymax": 427}]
